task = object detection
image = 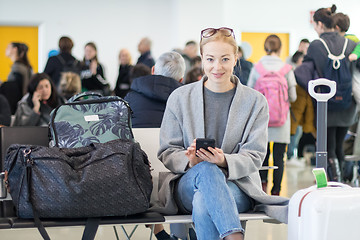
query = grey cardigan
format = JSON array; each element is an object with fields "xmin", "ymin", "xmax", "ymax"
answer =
[{"xmin": 154, "ymin": 76, "xmax": 289, "ymax": 223}]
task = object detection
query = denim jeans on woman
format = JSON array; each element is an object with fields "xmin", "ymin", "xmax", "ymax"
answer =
[{"xmin": 175, "ymin": 161, "xmax": 253, "ymax": 240}]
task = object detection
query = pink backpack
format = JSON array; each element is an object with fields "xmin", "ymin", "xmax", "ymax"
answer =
[{"xmin": 254, "ymin": 62, "xmax": 292, "ymax": 127}]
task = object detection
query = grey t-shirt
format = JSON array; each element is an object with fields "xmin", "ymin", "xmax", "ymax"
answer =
[{"xmin": 204, "ymin": 86, "xmax": 236, "ymax": 148}]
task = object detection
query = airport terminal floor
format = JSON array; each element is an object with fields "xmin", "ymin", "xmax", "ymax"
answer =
[{"xmin": 0, "ymin": 158, "xmax": 315, "ymax": 240}]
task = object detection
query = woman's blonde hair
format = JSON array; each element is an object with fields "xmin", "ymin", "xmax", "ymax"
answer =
[
  {"xmin": 119, "ymin": 48, "xmax": 132, "ymax": 65},
  {"xmin": 59, "ymin": 72, "xmax": 81, "ymax": 99},
  {"xmin": 200, "ymin": 30, "xmax": 238, "ymax": 56}
]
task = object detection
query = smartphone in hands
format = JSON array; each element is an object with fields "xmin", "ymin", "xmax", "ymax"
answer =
[{"xmin": 196, "ymin": 138, "xmax": 215, "ymax": 153}]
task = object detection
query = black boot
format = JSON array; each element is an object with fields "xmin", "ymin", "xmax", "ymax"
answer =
[
  {"xmin": 155, "ymin": 230, "xmax": 171, "ymax": 240},
  {"xmin": 328, "ymin": 158, "xmax": 341, "ymax": 182}
]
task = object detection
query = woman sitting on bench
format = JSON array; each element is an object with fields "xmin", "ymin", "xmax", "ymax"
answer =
[
  {"xmin": 156, "ymin": 27, "xmax": 289, "ymax": 240},
  {"xmin": 13, "ymin": 73, "xmax": 64, "ymax": 126}
]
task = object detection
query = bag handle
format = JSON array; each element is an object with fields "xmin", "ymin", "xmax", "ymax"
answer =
[
  {"xmin": 308, "ymin": 78, "xmax": 336, "ymax": 102},
  {"xmin": 67, "ymin": 91, "xmax": 103, "ymax": 103}
]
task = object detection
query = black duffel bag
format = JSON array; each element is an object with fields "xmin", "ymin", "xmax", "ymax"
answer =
[{"xmin": 4, "ymin": 138, "xmax": 152, "ymax": 239}]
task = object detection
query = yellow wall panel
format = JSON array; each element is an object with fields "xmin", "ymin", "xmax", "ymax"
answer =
[
  {"xmin": 0, "ymin": 26, "xmax": 38, "ymax": 81},
  {"xmin": 241, "ymin": 32, "xmax": 289, "ymax": 64}
]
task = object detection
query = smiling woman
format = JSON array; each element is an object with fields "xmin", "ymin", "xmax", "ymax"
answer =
[{"xmin": 153, "ymin": 27, "xmax": 290, "ymax": 240}]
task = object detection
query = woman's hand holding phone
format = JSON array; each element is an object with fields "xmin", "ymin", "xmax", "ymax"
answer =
[
  {"xmin": 185, "ymin": 139, "xmax": 203, "ymax": 168},
  {"xmin": 195, "ymin": 138, "xmax": 227, "ymax": 168}
]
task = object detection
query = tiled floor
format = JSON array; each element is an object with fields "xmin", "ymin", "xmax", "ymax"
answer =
[{"xmin": 1, "ymin": 160, "xmax": 316, "ymax": 240}]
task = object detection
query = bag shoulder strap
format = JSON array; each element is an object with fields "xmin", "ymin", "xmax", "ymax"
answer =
[
  {"xmin": 318, "ymin": 38, "xmax": 332, "ymax": 55},
  {"xmin": 254, "ymin": 62, "xmax": 268, "ymax": 76},
  {"xmin": 56, "ymin": 55, "xmax": 78, "ymax": 68},
  {"xmin": 278, "ymin": 64, "xmax": 292, "ymax": 76},
  {"xmin": 56, "ymin": 55, "xmax": 66, "ymax": 66},
  {"xmin": 319, "ymin": 38, "xmax": 348, "ymax": 69},
  {"xmin": 82, "ymin": 218, "xmax": 100, "ymax": 240}
]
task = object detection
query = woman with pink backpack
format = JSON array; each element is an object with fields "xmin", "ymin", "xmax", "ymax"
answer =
[{"xmin": 247, "ymin": 35, "xmax": 297, "ymax": 195}]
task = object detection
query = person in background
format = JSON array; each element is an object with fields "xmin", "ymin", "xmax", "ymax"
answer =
[
  {"xmin": 115, "ymin": 48, "xmax": 133, "ymax": 98},
  {"xmin": 185, "ymin": 67, "xmax": 203, "ymax": 84},
  {"xmin": 192, "ymin": 56, "xmax": 202, "ymax": 68},
  {"xmin": 155, "ymin": 27, "xmax": 289, "ymax": 240},
  {"xmin": 125, "ymin": 51, "xmax": 184, "ymax": 128},
  {"xmin": 291, "ymin": 51, "xmax": 305, "ymax": 68},
  {"xmin": 286, "ymin": 39, "xmax": 310, "ymax": 68},
  {"xmin": 5, "ymin": 42, "xmax": 33, "ymax": 96},
  {"xmin": 2, "ymin": 42, "xmax": 33, "ymax": 114},
  {"xmin": 248, "ymin": 34, "xmax": 297, "ymax": 195},
  {"xmin": 302, "ymin": 4, "xmax": 356, "ymax": 181},
  {"xmin": 137, "ymin": 37, "xmax": 155, "ymax": 68},
  {"xmin": 59, "ymin": 72, "xmax": 81, "ymax": 100},
  {"xmin": 80, "ymin": 42, "xmax": 109, "ymax": 95},
  {"xmin": 181, "ymin": 41, "xmax": 198, "ymax": 83},
  {"xmin": 13, "ymin": 73, "xmax": 64, "ymax": 126},
  {"xmin": 128, "ymin": 63, "xmax": 151, "ymax": 83},
  {"xmin": 286, "ymin": 50, "xmax": 307, "ymax": 165},
  {"xmin": 332, "ymin": 11, "xmax": 360, "ymax": 181},
  {"xmin": 44, "ymin": 36, "xmax": 80, "ymax": 86},
  {"xmin": 332, "ymin": 12, "xmax": 360, "ymax": 63},
  {"xmin": 233, "ymin": 46, "xmax": 253, "ymax": 85}
]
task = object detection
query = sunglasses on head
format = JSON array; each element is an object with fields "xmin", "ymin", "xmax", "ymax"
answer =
[{"xmin": 200, "ymin": 27, "xmax": 235, "ymax": 40}]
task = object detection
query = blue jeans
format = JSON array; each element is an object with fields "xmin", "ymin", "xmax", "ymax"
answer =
[{"xmin": 175, "ymin": 161, "xmax": 253, "ymax": 240}]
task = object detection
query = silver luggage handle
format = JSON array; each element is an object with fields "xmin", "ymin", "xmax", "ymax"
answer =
[{"xmin": 308, "ymin": 78, "xmax": 336, "ymax": 102}]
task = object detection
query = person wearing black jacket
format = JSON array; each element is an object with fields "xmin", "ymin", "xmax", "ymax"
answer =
[
  {"xmin": 80, "ymin": 42, "xmax": 109, "ymax": 95},
  {"xmin": 125, "ymin": 51, "xmax": 185, "ymax": 127},
  {"xmin": 136, "ymin": 37, "xmax": 155, "ymax": 68},
  {"xmin": 233, "ymin": 46, "xmax": 253, "ymax": 85},
  {"xmin": 44, "ymin": 36, "xmax": 80, "ymax": 86},
  {"xmin": 2, "ymin": 42, "xmax": 33, "ymax": 114},
  {"xmin": 115, "ymin": 48, "xmax": 133, "ymax": 98}
]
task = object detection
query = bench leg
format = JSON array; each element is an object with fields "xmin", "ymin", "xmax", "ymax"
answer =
[
  {"xmin": 120, "ymin": 224, "xmax": 139, "ymax": 240},
  {"xmin": 241, "ymin": 220, "xmax": 247, "ymax": 239},
  {"xmin": 113, "ymin": 226, "xmax": 120, "ymax": 240},
  {"xmin": 114, "ymin": 224, "xmax": 154, "ymax": 240},
  {"xmin": 150, "ymin": 224, "xmax": 154, "ymax": 240}
]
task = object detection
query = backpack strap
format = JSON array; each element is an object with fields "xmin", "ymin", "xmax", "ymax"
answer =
[
  {"xmin": 254, "ymin": 62, "xmax": 268, "ymax": 76},
  {"xmin": 278, "ymin": 64, "xmax": 292, "ymax": 76},
  {"xmin": 255, "ymin": 61, "xmax": 291, "ymax": 76},
  {"xmin": 56, "ymin": 55, "xmax": 66, "ymax": 66},
  {"xmin": 56, "ymin": 55, "xmax": 78, "ymax": 68},
  {"xmin": 319, "ymin": 38, "xmax": 348, "ymax": 69}
]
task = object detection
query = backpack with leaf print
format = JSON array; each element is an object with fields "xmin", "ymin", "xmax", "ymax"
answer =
[{"xmin": 49, "ymin": 92, "xmax": 134, "ymax": 148}]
